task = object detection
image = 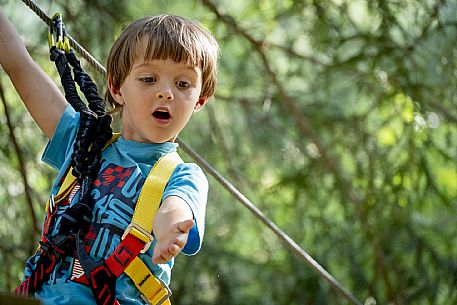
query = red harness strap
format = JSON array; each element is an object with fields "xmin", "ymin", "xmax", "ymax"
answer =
[
  {"xmin": 105, "ymin": 233, "xmax": 145, "ymax": 277},
  {"xmin": 14, "ymin": 249, "xmax": 58, "ymax": 297},
  {"xmin": 73, "ymin": 223, "xmax": 154, "ymax": 305},
  {"xmin": 71, "ymin": 232, "xmax": 145, "ymax": 285},
  {"xmin": 15, "ymin": 191, "xmax": 69, "ymax": 297}
]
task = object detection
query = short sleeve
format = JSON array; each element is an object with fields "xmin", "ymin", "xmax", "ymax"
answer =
[
  {"xmin": 41, "ymin": 105, "xmax": 80, "ymax": 171},
  {"xmin": 163, "ymin": 163, "xmax": 208, "ymax": 255}
]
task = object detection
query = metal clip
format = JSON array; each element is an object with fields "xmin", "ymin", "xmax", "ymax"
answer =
[
  {"xmin": 140, "ymin": 277, "xmax": 172, "ymax": 305},
  {"xmin": 48, "ymin": 12, "xmax": 70, "ymax": 58},
  {"xmin": 49, "ymin": 193, "xmax": 56, "ymax": 214}
]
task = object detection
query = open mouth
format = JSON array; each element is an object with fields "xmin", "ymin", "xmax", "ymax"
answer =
[{"xmin": 153, "ymin": 110, "xmax": 171, "ymax": 120}]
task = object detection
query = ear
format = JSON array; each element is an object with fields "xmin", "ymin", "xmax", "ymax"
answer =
[
  {"xmin": 108, "ymin": 79, "xmax": 124, "ymax": 105},
  {"xmin": 194, "ymin": 96, "xmax": 208, "ymax": 112}
]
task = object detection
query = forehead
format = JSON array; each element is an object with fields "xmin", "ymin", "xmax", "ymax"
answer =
[
  {"xmin": 132, "ymin": 34, "xmax": 202, "ymax": 69},
  {"xmin": 131, "ymin": 58, "xmax": 202, "ymax": 76}
]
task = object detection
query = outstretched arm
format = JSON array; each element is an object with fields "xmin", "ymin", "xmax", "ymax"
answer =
[
  {"xmin": 152, "ymin": 195, "xmax": 195, "ymax": 264},
  {"xmin": 0, "ymin": 11, "xmax": 67, "ymax": 139}
]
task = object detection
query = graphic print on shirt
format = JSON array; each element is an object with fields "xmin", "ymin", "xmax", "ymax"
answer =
[
  {"xmin": 69, "ymin": 162, "xmax": 145, "ymax": 283},
  {"xmin": 88, "ymin": 162, "xmax": 145, "ymax": 259},
  {"xmin": 67, "ymin": 162, "xmax": 146, "ymax": 283}
]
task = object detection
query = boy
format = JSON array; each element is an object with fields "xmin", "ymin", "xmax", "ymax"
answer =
[{"xmin": 0, "ymin": 10, "xmax": 218, "ymax": 305}]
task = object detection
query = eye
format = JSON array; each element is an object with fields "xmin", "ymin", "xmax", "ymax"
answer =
[
  {"xmin": 176, "ymin": 80, "xmax": 191, "ymax": 89},
  {"xmin": 140, "ymin": 77, "xmax": 156, "ymax": 84}
]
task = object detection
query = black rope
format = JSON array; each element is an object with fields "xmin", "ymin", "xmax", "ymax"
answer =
[
  {"xmin": 50, "ymin": 48, "xmax": 110, "ymax": 181},
  {"xmin": 15, "ymin": 45, "xmax": 113, "ymax": 298},
  {"xmin": 66, "ymin": 51, "xmax": 112, "ymax": 165},
  {"xmin": 38, "ymin": 12, "xmax": 113, "ymax": 277},
  {"xmin": 47, "ymin": 48, "xmax": 110, "ymax": 249}
]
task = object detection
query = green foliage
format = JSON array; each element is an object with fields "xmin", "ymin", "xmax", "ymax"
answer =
[{"xmin": 1, "ymin": 0, "xmax": 456, "ymax": 304}]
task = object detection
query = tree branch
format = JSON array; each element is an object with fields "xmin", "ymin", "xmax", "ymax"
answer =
[
  {"xmin": 0, "ymin": 79, "xmax": 40, "ymax": 241},
  {"xmin": 206, "ymin": 103, "xmax": 248, "ymax": 188}
]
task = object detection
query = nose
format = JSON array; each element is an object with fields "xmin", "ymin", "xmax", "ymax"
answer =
[{"xmin": 156, "ymin": 86, "xmax": 174, "ymax": 101}]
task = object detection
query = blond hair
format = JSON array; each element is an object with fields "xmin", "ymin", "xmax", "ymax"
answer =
[{"xmin": 106, "ymin": 15, "xmax": 219, "ymax": 112}]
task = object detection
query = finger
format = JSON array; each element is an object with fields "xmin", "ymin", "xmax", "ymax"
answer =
[
  {"xmin": 157, "ymin": 242, "xmax": 181, "ymax": 262},
  {"xmin": 152, "ymin": 255, "xmax": 161, "ymax": 264},
  {"xmin": 168, "ymin": 244, "xmax": 181, "ymax": 256},
  {"xmin": 172, "ymin": 235, "xmax": 185, "ymax": 248},
  {"xmin": 153, "ymin": 250, "xmax": 171, "ymax": 264},
  {"xmin": 177, "ymin": 219, "xmax": 194, "ymax": 233}
]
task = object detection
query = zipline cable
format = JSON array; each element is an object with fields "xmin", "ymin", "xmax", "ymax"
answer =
[
  {"xmin": 20, "ymin": 1, "xmax": 364, "ymax": 305},
  {"xmin": 176, "ymin": 140, "xmax": 364, "ymax": 305}
]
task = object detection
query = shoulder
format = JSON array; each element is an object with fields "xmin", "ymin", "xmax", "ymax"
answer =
[
  {"xmin": 164, "ymin": 162, "xmax": 208, "ymax": 206},
  {"xmin": 42, "ymin": 105, "xmax": 80, "ymax": 170},
  {"xmin": 170, "ymin": 162, "xmax": 208, "ymax": 188}
]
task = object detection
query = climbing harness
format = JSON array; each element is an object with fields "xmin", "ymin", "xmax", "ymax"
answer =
[
  {"xmin": 47, "ymin": 148, "xmax": 181, "ymax": 305},
  {"xmin": 17, "ymin": 147, "xmax": 181, "ymax": 305},
  {"xmin": 14, "ymin": 13, "xmax": 176, "ymax": 305},
  {"xmin": 18, "ymin": 1, "xmax": 364, "ymax": 305}
]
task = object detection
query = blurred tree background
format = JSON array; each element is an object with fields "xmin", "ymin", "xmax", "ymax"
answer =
[{"xmin": 1, "ymin": 0, "xmax": 456, "ymax": 304}]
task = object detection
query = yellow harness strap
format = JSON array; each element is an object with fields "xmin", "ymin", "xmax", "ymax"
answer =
[
  {"xmin": 45, "ymin": 133, "xmax": 183, "ymax": 305},
  {"xmin": 123, "ymin": 151, "xmax": 183, "ymax": 305},
  {"xmin": 45, "ymin": 169, "xmax": 77, "ymax": 213}
]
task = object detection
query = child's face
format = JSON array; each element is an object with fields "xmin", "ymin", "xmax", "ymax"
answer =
[{"xmin": 109, "ymin": 57, "xmax": 207, "ymax": 143}]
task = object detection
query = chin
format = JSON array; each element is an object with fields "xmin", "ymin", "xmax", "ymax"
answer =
[{"xmin": 148, "ymin": 135, "xmax": 177, "ymax": 143}]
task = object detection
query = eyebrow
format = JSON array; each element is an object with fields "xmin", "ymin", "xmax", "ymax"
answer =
[{"xmin": 133, "ymin": 62, "xmax": 199, "ymax": 72}]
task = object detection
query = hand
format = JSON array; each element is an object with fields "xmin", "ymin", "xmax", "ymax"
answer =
[{"xmin": 152, "ymin": 219, "xmax": 194, "ymax": 264}]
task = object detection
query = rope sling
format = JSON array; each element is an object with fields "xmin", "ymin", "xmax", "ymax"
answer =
[
  {"xmin": 15, "ymin": 11, "xmax": 114, "ymax": 302},
  {"xmin": 18, "ymin": 1, "xmax": 364, "ymax": 305}
]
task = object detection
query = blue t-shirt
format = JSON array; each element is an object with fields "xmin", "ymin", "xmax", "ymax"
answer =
[{"xmin": 24, "ymin": 105, "xmax": 208, "ymax": 305}]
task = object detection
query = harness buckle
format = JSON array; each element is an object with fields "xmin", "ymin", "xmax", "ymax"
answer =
[
  {"xmin": 122, "ymin": 223, "xmax": 154, "ymax": 254},
  {"xmin": 39, "ymin": 239, "xmax": 66, "ymax": 259},
  {"xmin": 140, "ymin": 277, "xmax": 172, "ymax": 305},
  {"xmin": 49, "ymin": 194, "xmax": 56, "ymax": 214}
]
